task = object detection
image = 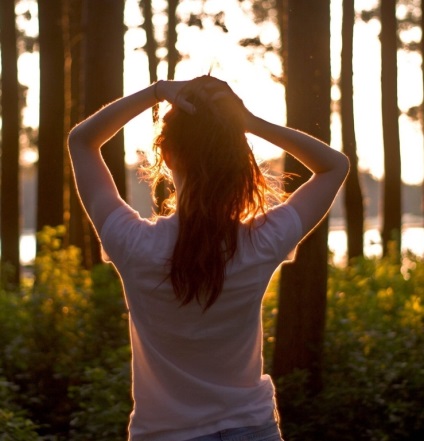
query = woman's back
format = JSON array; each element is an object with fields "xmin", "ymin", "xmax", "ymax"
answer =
[{"xmin": 100, "ymin": 201, "xmax": 302, "ymax": 440}]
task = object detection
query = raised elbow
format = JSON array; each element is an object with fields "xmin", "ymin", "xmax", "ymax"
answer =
[
  {"xmin": 68, "ymin": 123, "xmax": 92, "ymax": 153},
  {"xmin": 341, "ymin": 154, "xmax": 351, "ymax": 177},
  {"xmin": 68, "ymin": 125, "xmax": 81, "ymax": 150}
]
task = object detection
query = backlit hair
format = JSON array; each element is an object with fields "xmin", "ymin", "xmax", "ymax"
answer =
[{"xmin": 143, "ymin": 77, "xmax": 285, "ymax": 310}]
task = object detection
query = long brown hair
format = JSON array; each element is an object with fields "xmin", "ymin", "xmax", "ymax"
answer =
[{"xmin": 145, "ymin": 77, "xmax": 284, "ymax": 310}]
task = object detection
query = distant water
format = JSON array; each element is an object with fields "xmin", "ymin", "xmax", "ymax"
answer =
[
  {"xmin": 328, "ymin": 227, "xmax": 424, "ymax": 265},
  {"xmin": 20, "ymin": 233, "xmax": 37, "ymax": 265},
  {"xmin": 10, "ymin": 226, "xmax": 424, "ymax": 266}
]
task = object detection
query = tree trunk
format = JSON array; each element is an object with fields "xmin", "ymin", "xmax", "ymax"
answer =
[
  {"xmin": 381, "ymin": 0, "xmax": 402, "ymax": 256},
  {"xmin": 140, "ymin": 0, "xmax": 160, "ymax": 128},
  {"xmin": 82, "ymin": 0, "xmax": 126, "ymax": 264},
  {"xmin": 421, "ymin": 0, "xmax": 424, "ymax": 226},
  {"xmin": 0, "ymin": 0, "xmax": 21, "ymax": 285},
  {"xmin": 275, "ymin": 0, "xmax": 288, "ymax": 89},
  {"xmin": 167, "ymin": 0, "xmax": 179, "ymax": 80},
  {"xmin": 140, "ymin": 0, "xmax": 158, "ymax": 83},
  {"xmin": 273, "ymin": 0, "xmax": 331, "ymax": 402},
  {"xmin": 140, "ymin": 0, "xmax": 171, "ymax": 212},
  {"xmin": 63, "ymin": 0, "xmax": 72, "ymax": 248},
  {"xmin": 37, "ymin": 0, "xmax": 65, "ymax": 232},
  {"xmin": 341, "ymin": 0, "xmax": 364, "ymax": 261},
  {"xmin": 63, "ymin": 0, "xmax": 94, "ymax": 267}
]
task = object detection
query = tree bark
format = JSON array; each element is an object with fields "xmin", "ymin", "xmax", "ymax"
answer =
[
  {"xmin": 275, "ymin": 0, "xmax": 288, "ymax": 89},
  {"xmin": 381, "ymin": 0, "xmax": 402, "ymax": 256},
  {"xmin": 37, "ymin": 0, "xmax": 65, "ymax": 232},
  {"xmin": 167, "ymin": 0, "xmax": 179, "ymax": 80},
  {"xmin": 82, "ymin": 0, "xmax": 126, "ymax": 264},
  {"xmin": 341, "ymin": 0, "xmax": 364, "ymax": 260},
  {"xmin": 0, "ymin": 0, "xmax": 21, "ymax": 285},
  {"xmin": 140, "ymin": 0, "xmax": 158, "ymax": 83},
  {"xmin": 63, "ymin": 0, "xmax": 95, "ymax": 267},
  {"xmin": 273, "ymin": 0, "xmax": 331, "ymax": 400},
  {"xmin": 421, "ymin": 0, "xmax": 424, "ymax": 226},
  {"xmin": 139, "ymin": 0, "xmax": 172, "ymax": 211}
]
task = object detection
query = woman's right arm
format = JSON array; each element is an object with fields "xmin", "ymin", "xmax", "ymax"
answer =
[
  {"xmin": 246, "ymin": 115, "xmax": 350, "ymax": 236},
  {"xmin": 68, "ymin": 80, "xmax": 195, "ymax": 232}
]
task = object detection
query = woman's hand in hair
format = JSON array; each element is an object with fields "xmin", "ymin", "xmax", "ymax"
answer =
[
  {"xmin": 196, "ymin": 77, "xmax": 255, "ymax": 129},
  {"xmin": 156, "ymin": 76, "xmax": 254, "ymax": 127},
  {"xmin": 155, "ymin": 80, "xmax": 197, "ymax": 115}
]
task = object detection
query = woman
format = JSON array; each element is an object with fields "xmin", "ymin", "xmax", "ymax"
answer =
[{"xmin": 68, "ymin": 76, "xmax": 349, "ymax": 441}]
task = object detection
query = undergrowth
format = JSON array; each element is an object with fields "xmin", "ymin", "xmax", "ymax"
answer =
[{"xmin": 1, "ymin": 228, "xmax": 423, "ymax": 440}]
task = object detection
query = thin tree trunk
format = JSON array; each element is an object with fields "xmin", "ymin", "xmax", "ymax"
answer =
[
  {"xmin": 421, "ymin": 0, "xmax": 424, "ymax": 227},
  {"xmin": 341, "ymin": 0, "xmax": 364, "ymax": 260},
  {"xmin": 0, "ymin": 0, "xmax": 21, "ymax": 285},
  {"xmin": 140, "ymin": 0, "xmax": 158, "ymax": 83},
  {"xmin": 167, "ymin": 0, "xmax": 179, "ymax": 80},
  {"xmin": 381, "ymin": 0, "xmax": 402, "ymax": 256},
  {"xmin": 63, "ymin": 0, "xmax": 73, "ymax": 248},
  {"xmin": 82, "ymin": 0, "xmax": 126, "ymax": 264},
  {"xmin": 37, "ymin": 0, "xmax": 65, "ymax": 232},
  {"xmin": 140, "ymin": 0, "xmax": 160, "ymax": 126},
  {"xmin": 83, "ymin": 0, "xmax": 126, "ymax": 197},
  {"xmin": 140, "ymin": 0, "xmax": 168, "ymax": 211},
  {"xmin": 64, "ymin": 0, "xmax": 94, "ymax": 267},
  {"xmin": 275, "ymin": 0, "xmax": 288, "ymax": 89},
  {"xmin": 273, "ymin": 0, "xmax": 331, "ymax": 401}
]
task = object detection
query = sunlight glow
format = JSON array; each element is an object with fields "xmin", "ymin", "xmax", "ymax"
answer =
[
  {"xmin": 5, "ymin": 0, "xmax": 423, "ymax": 265},
  {"xmin": 12, "ymin": 0, "xmax": 424, "ymax": 185},
  {"xmin": 124, "ymin": 0, "xmax": 286, "ymax": 164},
  {"xmin": 18, "ymin": 51, "xmax": 39, "ymax": 128}
]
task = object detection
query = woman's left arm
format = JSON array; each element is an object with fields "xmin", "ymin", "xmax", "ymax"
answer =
[{"xmin": 68, "ymin": 80, "xmax": 194, "ymax": 232}]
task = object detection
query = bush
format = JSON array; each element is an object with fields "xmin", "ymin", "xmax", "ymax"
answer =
[
  {"xmin": 0, "ymin": 227, "xmax": 130, "ymax": 439},
  {"xmin": 1, "ymin": 230, "xmax": 423, "ymax": 440},
  {"xmin": 0, "ymin": 376, "xmax": 39, "ymax": 441},
  {"xmin": 68, "ymin": 349, "xmax": 131, "ymax": 441},
  {"xmin": 276, "ymin": 250, "xmax": 424, "ymax": 441},
  {"xmin": 262, "ymin": 271, "xmax": 279, "ymax": 373}
]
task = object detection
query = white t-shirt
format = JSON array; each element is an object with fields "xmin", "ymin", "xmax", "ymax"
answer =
[{"xmin": 100, "ymin": 202, "xmax": 303, "ymax": 441}]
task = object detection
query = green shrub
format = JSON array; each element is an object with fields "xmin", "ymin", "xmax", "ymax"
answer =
[
  {"xmin": 276, "ymin": 251, "xmax": 424, "ymax": 441},
  {"xmin": 0, "ymin": 410, "xmax": 39, "ymax": 441},
  {"xmin": 69, "ymin": 348, "xmax": 131, "ymax": 441},
  {"xmin": 0, "ymin": 377, "xmax": 39, "ymax": 441},
  {"xmin": 0, "ymin": 227, "xmax": 130, "ymax": 438},
  {"xmin": 1, "ymin": 229, "xmax": 423, "ymax": 440},
  {"xmin": 262, "ymin": 271, "xmax": 279, "ymax": 373}
]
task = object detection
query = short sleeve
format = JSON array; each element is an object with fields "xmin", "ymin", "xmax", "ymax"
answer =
[
  {"xmin": 251, "ymin": 203, "xmax": 303, "ymax": 263},
  {"xmin": 100, "ymin": 203, "xmax": 152, "ymax": 268}
]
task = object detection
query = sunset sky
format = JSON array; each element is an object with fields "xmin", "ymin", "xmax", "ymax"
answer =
[{"xmin": 14, "ymin": 0, "xmax": 424, "ymax": 185}]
